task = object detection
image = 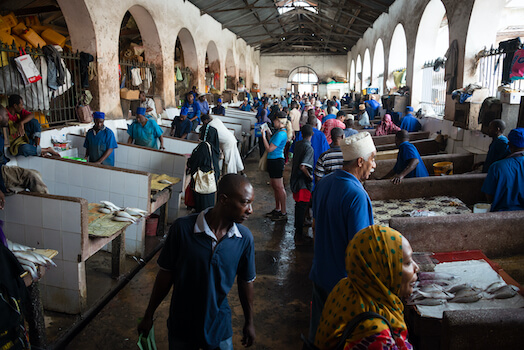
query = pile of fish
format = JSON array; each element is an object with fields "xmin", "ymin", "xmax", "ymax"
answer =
[
  {"xmin": 98, "ymin": 201, "xmax": 148, "ymax": 223},
  {"xmin": 408, "ymin": 272, "xmax": 520, "ymax": 306},
  {"xmin": 6, "ymin": 239, "xmax": 57, "ymax": 279}
]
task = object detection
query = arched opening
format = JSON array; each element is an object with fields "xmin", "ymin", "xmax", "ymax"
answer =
[
  {"xmin": 118, "ymin": 6, "xmax": 163, "ymax": 110},
  {"xmin": 239, "ymin": 54, "xmax": 247, "ymax": 91},
  {"xmin": 205, "ymin": 41, "xmax": 220, "ymax": 93},
  {"xmin": 467, "ymin": 1, "xmax": 524, "ymax": 94},
  {"xmin": 387, "ymin": 23, "xmax": 408, "ymax": 92},
  {"xmin": 288, "ymin": 66, "xmax": 319, "ymax": 95},
  {"xmin": 174, "ymin": 28, "xmax": 198, "ymax": 103},
  {"xmin": 225, "ymin": 49, "xmax": 236, "ymax": 90},
  {"xmin": 363, "ymin": 49, "xmax": 372, "ymax": 88},
  {"xmin": 356, "ymin": 55, "xmax": 362, "ymax": 92},
  {"xmin": 350, "ymin": 60, "xmax": 356, "ymax": 91},
  {"xmin": 413, "ymin": 0, "xmax": 448, "ymax": 115},
  {"xmin": 373, "ymin": 39, "xmax": 385, "ymax": 95}
]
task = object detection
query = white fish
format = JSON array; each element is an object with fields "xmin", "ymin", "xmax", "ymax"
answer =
[
  {"xmin": 14, "ymin": 251, "xmax": 47, "ymax": 266},
  {"xmin": 408, "ymin": 298, "xmax": 446, "ymax": 306},
  {"xmin": 446, "ymin": 283, "xmax": 474, "ymax": 294},
  {"xmin": 158, "ymin": 179, "xmax": 172, "ymax": 185},
  {"xmin": 112, "ymin": 216, "xmax": 135, "ymax": 223},
  {"xmin": 485, "ymin": 281, "xmax": 506, "ymax": 293},
  {"xmin": 450, "ymin": 294, "xmax": 482, "ymax": 303},
  {"xmin": 6, "ymin": 239, "xmax": 33, "ymax": 252},
  {"xmin": 100, "ymin": 201, "xmax": 122, "ymax": 211},
  {"xmin": 115, "ymin": 211, "xmax": 136, "ymax": 221},
  {"xmin": 98, "ymin": 207, "xmax": 113, "ymax": 214},
  {"xmin": 17, "ymin": 258, "xmax": 39, "ymax": 279},
  {"xmin": 416, "ymin": 290, "xmax": 454, "ymax": 300},
  {"xmin": 491, "ymin": 285, "xmax": 519, "ymax": 299},
  {"xmin": 418, "ymin": 284, "xmax": 444, "ymax": 293},
  {"xmin": 125, "ymin": 207, "xmax": 147, "ymax": 217}
]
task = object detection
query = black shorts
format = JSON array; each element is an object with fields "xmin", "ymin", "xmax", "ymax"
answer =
[{"xmin": 267, "ymin": 158, "xmax": 285, "ymax": 178}]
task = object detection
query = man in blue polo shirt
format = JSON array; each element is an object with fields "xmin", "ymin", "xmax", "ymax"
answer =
[
  {"xmin": 170, "ymin": 107, "xmax": 192, "ymax": 139},
  {"xmin": 482, "ymin": 128, "xmax": 524, "ymax": 212},
  {"xmin": 400, "ymin": 106, "xmax": 421, "ymax": 132},
  {"xmin": 138, "ymin": 174, "xmax": 256, "ymax": 349},
  {"xmin": 383, "ymin": 130, "xmax": 429, "ymax": 184},
  {"xmin": 83, "ymin": 112, "xmax": 118, "ymax": 166},
  {"xmin": 308, "ymin": 132, "xmax": 376, "ymax": 342}
]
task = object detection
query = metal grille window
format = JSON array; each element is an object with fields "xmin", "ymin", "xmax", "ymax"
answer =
[
  {"xmin": 119, "ymin": 59, "xmax": 156, "ymax": 95},
  {"xmin": 477, "ymin": 47, "xmax": 524, "ymax": 97},
  {"xmin": 0, "ymin": 43, "xmax": 82, "ymax": 126},
  {"xmin": 420, "ymin": 61, "xmax": 446, "ymax": 116}
]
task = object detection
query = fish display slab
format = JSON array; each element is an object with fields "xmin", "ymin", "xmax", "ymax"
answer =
[
  {"xmin": 150, "ymin": 173, "xmax": 181, "ymax": 193},
  {"xmin": 372, "ymin": 196, "xmax": 471, "ymax": 226},
  {"xmin": 88, "ymin": 203, "xmax": 132, "ymax": 238},
  {"xmin": 415, "ymin": 259, "xmax": 524, "ymax": 319}
]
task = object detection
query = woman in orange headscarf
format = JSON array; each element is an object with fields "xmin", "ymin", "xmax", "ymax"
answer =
[{"xmin": 314, "ymin": 225, "xmax": 419, "ymax": 350}]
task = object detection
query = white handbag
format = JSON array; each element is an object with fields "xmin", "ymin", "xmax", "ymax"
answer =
[{"xmin": 192, "ymin": 142, "xmax": 216, "ymax": 194}]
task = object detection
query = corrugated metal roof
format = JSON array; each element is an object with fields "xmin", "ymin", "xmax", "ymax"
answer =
[{"xmin": 189, "ymin": 0, "xmax": 396, "ymax": 54}]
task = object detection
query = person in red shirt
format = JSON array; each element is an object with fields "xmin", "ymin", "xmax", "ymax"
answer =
[
  {"xmin": 322, "ymin": 110, "xmax": 347, "ymax": 144},
  {"xmin": 7, "ymin": 95, "xmax": 41, "ymax": 147}
]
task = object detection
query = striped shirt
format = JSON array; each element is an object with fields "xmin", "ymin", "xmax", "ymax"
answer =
[{"xmin": 315, "ymin": 146, "xmax": 343, "ymax": 181}]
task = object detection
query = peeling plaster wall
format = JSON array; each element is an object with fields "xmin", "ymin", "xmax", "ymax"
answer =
[
  {"xmin": 60, "ymin": 0, "xmax": 259, "ymax": 119},
  {"xmin": 259, "ymin": 54, "xmax": 348, "ymax": 96}
]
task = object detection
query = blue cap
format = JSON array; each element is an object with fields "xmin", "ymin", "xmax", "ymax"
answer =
[
  {"xmin": 508, "ymin": 128, "xmax": 524, "ymax": 148},
  {"xmin": 93, "ymin": 111, "xmax": 105, "ymax": 120},
  {"xmin": 180, "ymin": 107, "xmax": 189, "ymax": 116},
  {"xmin": 217, "ymin": 98, "xmax": 222, "ymax": 103},
  {"xmin": 406, "ymin": 106, "xmax": 414, "ymax": 112},
  {"xmin": 136, "ymin": 107, "xmax": 146, "ymax": 116}
]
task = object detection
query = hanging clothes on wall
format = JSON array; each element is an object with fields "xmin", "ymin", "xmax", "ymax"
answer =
[
  {"xmin": 176, "ymin": 66, "xmax": 183, "ymax": 82},
  {"xmin": 499, "ymin": 38, "xmax": 521, "ymax": 85},
  {"xmin": 142, "ymin": 68, "xmax": 153, "ymax": 92},
  {"xmin": 79, "ymin": 52, "xmax": 94, "ymax": 88},
  {"xmin": 42, "ymin": 45, "xmax": 65, "ymax": 90},
  {"xmin": 445, "ymin": 40, "xmax": 458, "ymax": 94},
  {"xmin": 131, "ymin": 67, "xmax": 142, "ymax": 86}
]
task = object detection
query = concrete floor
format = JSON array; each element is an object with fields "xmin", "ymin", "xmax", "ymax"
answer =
[{"xmin": 65, "ymin": 151, "xmax": 314, "ymax": 349}]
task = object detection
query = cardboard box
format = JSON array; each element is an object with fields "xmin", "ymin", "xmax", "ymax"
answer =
[
  {"xmin": 120, "ymin": 88, "xmax": 139, "ymax": 100},
  {"xmin": 500, "ymin": 92, "xmax": 524, "ymax": 105}
]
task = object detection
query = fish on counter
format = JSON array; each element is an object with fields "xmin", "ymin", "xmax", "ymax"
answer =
[
  {"xmin": 6, "ymin": 239, "xmax": 57, "ymax": 280},
  {"xmin": 418, "ymin": 272, "xmax": 457, "ymax": 281}
]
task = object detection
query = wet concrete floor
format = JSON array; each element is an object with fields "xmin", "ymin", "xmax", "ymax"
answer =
[{"xmin": 65, "ymin": 151, "xmax": 314, "ymax": 349}]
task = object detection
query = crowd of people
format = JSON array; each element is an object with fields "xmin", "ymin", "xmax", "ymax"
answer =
[{"xmin": 1, "ymin": 88, "xmax": 523, "ymax": 350}]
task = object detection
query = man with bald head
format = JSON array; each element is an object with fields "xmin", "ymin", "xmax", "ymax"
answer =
[
  {"xmin": 383, "ymin": 129, "xmax": 428, "ymax": 184},
  {"xmin": 308, "ymin": 132, "xmax": 377, "ymax": 341},
  {"xmin": 481, "ymin": 119, "xmax": 510, "ymax": 173},
  {"xmin": 138, "ymin": 174, "xmax": 256, "ymax": 350}
]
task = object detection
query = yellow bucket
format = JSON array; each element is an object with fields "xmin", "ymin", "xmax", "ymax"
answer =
[{"xmin": 433, "ymin": 161, "xmax": 453, "ymax": 176}]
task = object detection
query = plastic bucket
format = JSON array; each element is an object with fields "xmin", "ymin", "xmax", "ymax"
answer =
[
  {"xmin": 473, "ymin": 203, "xmax": 491, "ymax": 213},
  {"xmin": 433, "ymin": 161, "xmax": 453, "ymax": 176},
  {"xmin": 145, "ymin": 214, "xmax": 159, "ymax": 236}
]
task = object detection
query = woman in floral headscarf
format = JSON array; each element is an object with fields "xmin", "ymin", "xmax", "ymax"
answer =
[
  {"xmin": 375, "ymin": 114, "xmax": 401, "ymax": 136},
  {"xmin": 314, "ymin": 225, "xmax": 419, "ymax": 350}
]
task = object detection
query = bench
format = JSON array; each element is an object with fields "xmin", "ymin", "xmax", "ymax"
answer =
[{"xmin": 375, "ymin": 138, "xmax": 440, "ymax": 156}]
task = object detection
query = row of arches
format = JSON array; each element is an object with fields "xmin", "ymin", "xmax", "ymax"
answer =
[
  {"xmin": 54, "ymin": 0, "xmax": 259, "ymax": 117},
  {"xmin": 348, "ymin": 0, "xmax": 521, "ymax": 112}
]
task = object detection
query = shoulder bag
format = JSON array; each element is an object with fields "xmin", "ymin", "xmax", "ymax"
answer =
[{"xmin": 192, "ymin": 142, "xmax": 216, "ymax": 194}]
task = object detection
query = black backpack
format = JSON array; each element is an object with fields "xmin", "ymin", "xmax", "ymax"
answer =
[{"xmin": 0, "ymin": 243, "xmax": 30, "ymax": 350}]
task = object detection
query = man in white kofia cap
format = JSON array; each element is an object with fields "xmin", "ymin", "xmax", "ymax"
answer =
[{"xmin": 307, "ymin": 132, "xmax": 377, "ymax": 342}]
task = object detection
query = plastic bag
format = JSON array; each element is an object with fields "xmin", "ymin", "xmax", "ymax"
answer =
[
  {"xmin": 137, "ymin": 325, "xmax": 157, "ymax": 350},
  {"xmin": 409, "ymin": 210, "xmax": 438, "ymax": 217}
]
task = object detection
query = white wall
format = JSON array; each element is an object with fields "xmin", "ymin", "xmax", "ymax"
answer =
[{"xmin": 259, "ymin": 54, "xmax": 348, "ymax": 96}]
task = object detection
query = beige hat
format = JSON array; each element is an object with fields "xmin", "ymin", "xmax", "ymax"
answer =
[
  {"xmin": 345, "ymin": 114, "xmax": 355, "ymax": 121},
  {"xmin": 359, "ymin": 104, "xmax": 366, "ymax": 111},
  {"xmin": 244, "ymin": 97, "xmax": 248, "ymax": 101},
  {"xmin": 341, "ymin": 132, "xmax": 376, "ymax": 161},
  {"xmin": 315, "ymin": 101, "xmax": 322, "ymax": 107}
]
